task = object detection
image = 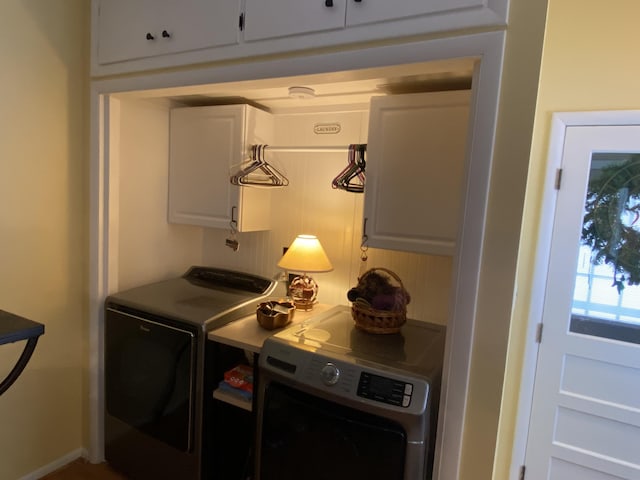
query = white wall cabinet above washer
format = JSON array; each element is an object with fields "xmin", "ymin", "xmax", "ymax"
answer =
[
  {"xmin": 168, "ymin": 104, "xmax": 274, "ymax": 232},
  {"xmin": 94, "ymin": 0, "xmax": 240, "ymax": 67},
  {"xmin": 91, "ymin": 0, "xmax": 508, "ymax": 76},
  {"xmin": 345, "ymin": 0, "xmax": 489, "ymax": 27},
  {"xmin": 242, "ymin": 0, "xmax": 346, "ymax": 41},
  {"xmin": 243, "ymin": 0, "xmax": 496, "ymax": 42},
  {"xmin": 363, "ymin": 90, "xmax": 471, "ymax": 256}
]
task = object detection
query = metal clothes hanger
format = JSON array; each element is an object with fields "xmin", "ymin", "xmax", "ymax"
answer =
[
  {"xmin": 331, "ymin": 144, "xmax": 366, "ymax": 193},
  {"xmin": 230, "ymin": 145, "xmax": 289, "ymax": 187}
]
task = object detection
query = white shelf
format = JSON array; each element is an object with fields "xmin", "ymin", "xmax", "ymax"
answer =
[{"xmin": 212, "ymin": 388, "xmax": 252, "ymax": 412}]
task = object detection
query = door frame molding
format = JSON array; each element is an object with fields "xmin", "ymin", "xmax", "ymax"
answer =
[
  {"xmin": 88, "ymin": 31, "xmax": 507, "ymax": 480},
  {"xmin": 509, "ymin": 109, "xmax": 640, "ymax": 479}
]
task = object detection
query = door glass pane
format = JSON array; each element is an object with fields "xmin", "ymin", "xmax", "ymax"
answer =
[{"xmin": 571, "ymin": 152, "xmax": 640, "ymax": 344}]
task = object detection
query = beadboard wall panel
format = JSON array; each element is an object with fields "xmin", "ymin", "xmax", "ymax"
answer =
[
  {"xmin": 201, "ymin": 109, "xmax": 453, "ymax": 324},
  {"xmin": 114, "ymin": 101, "xmax": 453, "ymax": 324}
]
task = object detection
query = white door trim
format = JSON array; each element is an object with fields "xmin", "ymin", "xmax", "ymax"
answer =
[
  {"xmin": 509, "ymin": 110, "xmax": 640, "ymax": 479},
  {"xmin": 88, "ymin": 31, "xmax": 506, "ymax": 480}
]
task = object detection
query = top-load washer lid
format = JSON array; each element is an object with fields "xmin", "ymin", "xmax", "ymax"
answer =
[
  {"xmin": 268, "ymin": 305, "xmax": 445, "ymax": 379},
  {"xmin": 105, "ymin": 266, "xmax": 276, "ymax": 330}
]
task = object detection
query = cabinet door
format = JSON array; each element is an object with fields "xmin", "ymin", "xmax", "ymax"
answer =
[
  {"xmin": 236, "ymin": 108, "xmax": 274, "ymax": 232},
  {"xmin": 243, "ymin": 0, "xmax": 346, "ymax": 42},
  {"xmin": 96, "ymin": 0, "xmax": 157, "ymax": 64},
  {"xmin": 345, "ymin": 0, "xmax": 484, "ymax": 27},
  {"xmin": 363, "ymin": 90, "xmax": 470, "ymax": 255},
  {"xmin": 96, "ymin": 0, "xmax": 240, "ymax": 65},
  {"xmin": 169, "ymin": 105, "xmax": 243, "ymax": 230},
  {"xmin": 169, "ymin": 105, "xmax": 272, "ymax": 232}
]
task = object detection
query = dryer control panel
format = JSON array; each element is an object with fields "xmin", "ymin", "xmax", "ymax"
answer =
[
  {"xmin": 358, "ymin": 371, "xmax": 414, "ymax": 408},
  {"xmin": 261, "ymin": 345, "xmax": 430, "ymax": 415}
]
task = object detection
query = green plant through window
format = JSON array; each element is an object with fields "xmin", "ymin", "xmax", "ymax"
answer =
[
  {"xmin": 581, "ymin": 155, "xmax": 640, "ymax": 293},
  {"xmin": 572, "ymin": 153, "xmax": 640, "ymax": 329}
]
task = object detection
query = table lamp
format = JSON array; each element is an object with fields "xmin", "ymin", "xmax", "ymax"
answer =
[{"xmin": 277, "ymin": 234, "xmax": 333, "ymax": 310}]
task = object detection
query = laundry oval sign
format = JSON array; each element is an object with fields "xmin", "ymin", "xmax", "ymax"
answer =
[{"xmin": 314, "ymin": 123, "xmax": 341, "ymax": 135}]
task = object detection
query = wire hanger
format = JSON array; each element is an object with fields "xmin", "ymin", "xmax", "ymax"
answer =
[
  {"xmin": 230, "ymin": 145, "xmax": 289, "ymax": 188},
  {"xmin": 331, "ymin": 144, "xmax": 366, "ymax": 193}
]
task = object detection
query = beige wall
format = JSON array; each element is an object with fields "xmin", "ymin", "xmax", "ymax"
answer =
[
  {"xmin": 0, "ymin": 1, "xmax": 88, "ymax": 478},
  {"xmin": 495, "ymin": 1, "xmax": 640, "ymax": 478}
]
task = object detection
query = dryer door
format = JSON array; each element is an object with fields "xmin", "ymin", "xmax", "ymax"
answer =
[
  {"xmin": 258, "ymin": 381, "xmax": 407, "ymax": 480},
  {"xmin": 105, "ymin": 308, "xmax": 196, "ymax": 452}
]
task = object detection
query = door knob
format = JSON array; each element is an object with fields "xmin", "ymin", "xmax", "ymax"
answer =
[{"xmin": 325, "ymin": 0, "xmax": 333, "ymax": 7}]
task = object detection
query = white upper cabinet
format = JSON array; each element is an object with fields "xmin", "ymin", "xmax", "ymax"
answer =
[
  {"xmin": 243, "ymin": 0, "xmax": 347, "ymax": 42},
  {"xmin": 244, "ymin": 0, "xmax": 496, "ymax": 42},
  {"xmin": 168, "ymin": 104, "xmax": 274, "ymax": 232},
  {"xmin": 91, "ymin": 0, "xmax": 508, "ymax": 76},
  {"xmin": 345, "ymin": 0, "xmax": 485, "ymax": 27},
  {"xmin": 94, "ymin": 0, "xmax": 240, "ymax": 68},
  {"xmin": 363, "ymin": 90, "xmax": 470, "ymax": 255}
]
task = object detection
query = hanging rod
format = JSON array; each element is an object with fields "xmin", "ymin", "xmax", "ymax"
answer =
[{"xmin": 251, "ymin": 144, "xmax": 366, "ymax": 153}]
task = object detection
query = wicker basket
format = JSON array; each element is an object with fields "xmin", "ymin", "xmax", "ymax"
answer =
[{"xmin": 350, "ymin": 268, "xmax": 410, "ymax": 334}]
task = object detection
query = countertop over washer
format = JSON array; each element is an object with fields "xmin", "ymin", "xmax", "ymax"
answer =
[{"xmin": 208, "ymin": 303, "xmax": 334, "ymax": 352}]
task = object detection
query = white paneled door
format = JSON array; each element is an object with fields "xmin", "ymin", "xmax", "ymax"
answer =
[{"xmin": 525, "ymin": 119, "xmax": 640, "ymax": 479}]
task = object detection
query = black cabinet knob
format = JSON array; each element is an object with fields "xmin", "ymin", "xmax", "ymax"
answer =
[
  {"xmin": 325, "ymin": 0, "xmax": 333, "ymax": 6},
  {"xmin": 162, "ymin": 30, "xmax": 171, "ymax": 38},
  {"xmin": 145, "ymin": 32, "xmax": 155, "ymax": 40},
  {"xmin": 354, "ymin": 0, "xmax": 362, "ymax": 2}
]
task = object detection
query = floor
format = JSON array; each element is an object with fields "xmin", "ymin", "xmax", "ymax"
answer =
[{"xmin": 40, "ymin": 459, "xmax": 127, "ymax": 480}]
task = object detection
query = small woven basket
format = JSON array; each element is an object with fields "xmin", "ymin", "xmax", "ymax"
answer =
[{"xmin": 351, "ymin": 268, "xmax": 410, "ymax": 334}]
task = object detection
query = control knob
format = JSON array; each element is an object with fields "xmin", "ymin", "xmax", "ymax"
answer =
[{"xmin": 320, "ymin": 362, "xmax": 340, "ymax": 385}]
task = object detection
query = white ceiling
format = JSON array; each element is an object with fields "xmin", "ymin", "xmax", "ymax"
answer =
[{"xmin": 121, "ymin": 57, "xmax": 477, "ymax": 112}]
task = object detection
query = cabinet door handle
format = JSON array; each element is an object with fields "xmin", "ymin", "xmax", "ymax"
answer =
[
  {"xmin": 145, "ymin": 32, "xmax": 155, "ymax": 40},
  {"xmin": 325, "ymin": 0, "xmax": 334, "ymax": 7},
  {"xmin": 354, "ymin": 0, "xmax": 362, "ymax": 2},
  {"xmin": 362, "ymin": 217, "xmax": 369, "ymax": 246},
  {"xmin": 161, "ymin": 30, "xmax": 171, "ymax": 38}
]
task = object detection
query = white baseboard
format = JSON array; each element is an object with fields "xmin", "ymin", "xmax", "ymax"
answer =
[{"xmin": 19, "ymin": 448, "xmax": 88, "ymax": 480}]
